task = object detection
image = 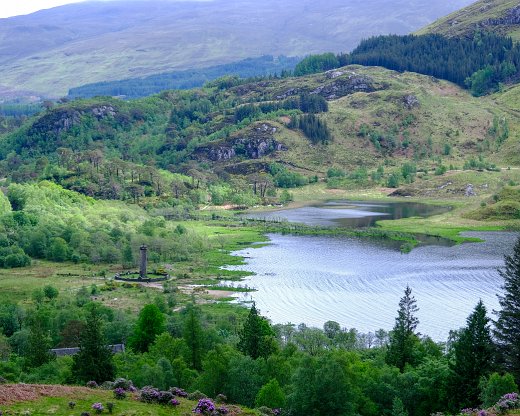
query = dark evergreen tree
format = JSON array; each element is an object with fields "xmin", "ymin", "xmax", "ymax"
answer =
[
  {"xmin": 183, "ymin": 303, "xmax": 204, "ymax": 370},
  {"xmin": 238, "ymin": 303, "xmax": 277, "ymax": 359},
  {"xmin": 71, "ymin": 304, "xmax": 115, "ymax": 383},
  {"xmin": 290, "ymin": 114, "xmax": 332, "ymax": 144},
  {"xmin": 299, "ymin": 93, "xmax": 328, "ymax": 113},
  {"xmin": 449, "ymin": 300, "xmax": 495, "ymax": 410},
  {"xmin": 25, "ymin": 310, "xmax": 54, "ymax": 368},
  {"xmin": 129, "ymin": 304, "xmax": 165, "ymax": 353},
  {"xmin": 386, "ymin": 286, "xmax": 419, "ymax": 372},
  {"xmin": 294, "ymin": 53, "xmax": 340, "ymax": 76},
  {"xmin": 494, "ymin": 236, "xmax": 520, "ymax": 383}
]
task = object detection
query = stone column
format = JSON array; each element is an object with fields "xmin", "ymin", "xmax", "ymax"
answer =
[{"xmin": 139, "ymin": 245, "xmax": 147, "ymax": 279}]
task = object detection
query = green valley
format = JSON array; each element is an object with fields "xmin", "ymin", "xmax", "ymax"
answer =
[{"xmin": 1, "ymin": 1, "xmax": 520, "ymax": 416}]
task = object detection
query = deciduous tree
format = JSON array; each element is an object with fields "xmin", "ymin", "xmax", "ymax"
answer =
[{"xmin": 130, "ymin": 304, "xmax": 165, "ymax": 353}]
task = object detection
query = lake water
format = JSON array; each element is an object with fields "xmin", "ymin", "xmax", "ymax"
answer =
[
  {"xmin": 244, "ymin": 200, "xmax": 451, "ymax": 228},
  {"xmin": 226, "ymin": 202, "xmax": 519, "ymax": 341}
]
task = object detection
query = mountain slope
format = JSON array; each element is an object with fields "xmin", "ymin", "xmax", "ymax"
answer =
[
  {"xmin": 1, "ymin": 65, "xmax": 519, "ymax": 193},
  {"xmin": 0, "ymin": 0, "xmax": 473, "ymax": 97},
  {"xmin": 417, "ymin": 0, "xmax": 520, "ymax": 41}
]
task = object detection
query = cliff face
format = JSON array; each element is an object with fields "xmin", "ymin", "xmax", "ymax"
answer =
[{"xmin": 195, "ymin": 123, "xmax": 287, "ymax": 162}]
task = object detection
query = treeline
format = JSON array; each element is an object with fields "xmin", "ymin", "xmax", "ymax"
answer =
[
  {"xmin": 68, "ymin": 56, "xmax": 299, "ymax": 99},
  {"xmin": 0, "ymin": 103, "xmax": 42, "ymax": 117},
  {"xmin": 293, "ymin": 52, "xmax": 340, "ymax": 76},
  {"xmin": 342, "ymin": 33, "xmax": 520, "ymax": 96},
  {"xmin": 235, "ymin": 93, "xmax": 328, "ymax": 123},
  {"xmin": 2, "ymin": 236, "xmax": 520, "ymax": 416},
  {"xmin": 294, "ymin": 33, "xmax": 520, "ymax": 96}
]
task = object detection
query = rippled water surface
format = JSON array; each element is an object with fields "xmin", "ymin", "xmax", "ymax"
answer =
[{"xmin": 227, "ymin": 202, "xmax": 518, "ymax": 340}]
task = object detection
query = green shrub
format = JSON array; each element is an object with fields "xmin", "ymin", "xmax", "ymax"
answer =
[{"xmin": 479, "ymin": 372, "xmax": 518, "ymax": 408}]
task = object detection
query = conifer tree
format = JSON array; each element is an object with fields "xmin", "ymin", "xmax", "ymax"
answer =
[
  {"xmin": 386, "ymin": 286, "xmax": 419, "ymax": 372},
  {"xmin": 238, "ymin": 303, "xmax": 277, "ymax": 359},
  {"xmin": 183, "ymin": 303, "xmax": 203, "ymax": 370},
  {"xmin": 72, "ymin": 304, "xmax": 115, "ymax": 383},
  {"xmin": 494, "ymin": 236, "xmax": 520, "ymax": 383},
  {"xmin": 450, "ymin": 300, "xmax": 495, "ymax": 409},
  {"xmin": 26, "ymin": 311, "xmax": 54, "ymax": 368}
]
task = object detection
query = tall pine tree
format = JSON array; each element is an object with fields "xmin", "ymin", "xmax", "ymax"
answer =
[
  {"xmin": 449, "ymin": 300, "xmax": 495, "ymax": 410},
  {"xmin": 494, "ymin": 236, "xmax": 520, "ymax": 384},
  {"xmin": 183, "ymin": 303, "xmax": 204, "ymax": 370},
  {"xmin": 25, "ymin": 310, "xmax": 54, "ymax": 368},
  {"xmin": 238, "ymin": 303, "xmax": 277, "ymax": 359},
  {"xmin": 386, "ymin": 285, "xmax": 419, "ymax": 372},
  {"xmin": 72, "ymin": 304, "xmax": 115, "ymax": 383}
]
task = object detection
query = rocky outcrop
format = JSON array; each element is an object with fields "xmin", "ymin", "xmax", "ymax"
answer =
[
  {"xmin": 310, "ymin": 74, "xmax": 375, "ymax": 99},
  {"xmin": 28, "ymin": 108, "xmax": 82, "ymax": 137},
  {"xmin": 275, "ymin": 88, "xmax": 300, "ymax": 100},
  {"xmin": 465, "ymin": 184, "xmax": 477, "ymax": 197},
  {"xmin": 275, "ymin": 72, "xmax": 378, "ymax": 101},
  {"xmin": 28, "ymin": 104, "xmax": 118, "ymax": 137},
  {"xmin": 195, "ymin": 123, "xmax": 287, "ymax": 162},
  {"xmin": 91, "ymin": 105, "xmax": 116, "ymax": 119},
  {"xmin": 482, "ymin": 5, "xmax": 520, "ymax": 27},
  {"xmin": 402, "ymin": 94, "xmax": 420, "ymax": 109}
]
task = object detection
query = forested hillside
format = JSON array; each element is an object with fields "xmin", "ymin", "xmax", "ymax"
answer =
[
  {"xmin": 2, "ymin": 65, "xmax": 519, "ymax": 203},
  {"xmin": 292, "ymin": 32, "xmax": 520, "ymax": 97},
  {"xmin": 0, "ymin": 0, "xmax": 473, "ymax": 97}
]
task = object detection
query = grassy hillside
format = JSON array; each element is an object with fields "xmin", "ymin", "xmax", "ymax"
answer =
[
  {"xmin": 0, "ymin": 384, "xmax": 258, "ymax": 415},
  {"xmin": 1, "ymin": 65, "xmax": 519, "ymax": 197},
  {"xmin": 0, "ymin": 0, "xmax": 473, "ymax": 97},
  {"xmin": 417, "ymin": 0, "xmax": 520, "ymax": 41}
]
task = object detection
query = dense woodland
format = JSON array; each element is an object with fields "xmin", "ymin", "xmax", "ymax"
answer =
[
  {"xmin": 1, "ymin": 238, "xmax": 520, "ymax": 416},
  {"xmin": 295, "ymin": 33, "xmax": 520, "ymax": 96}
]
